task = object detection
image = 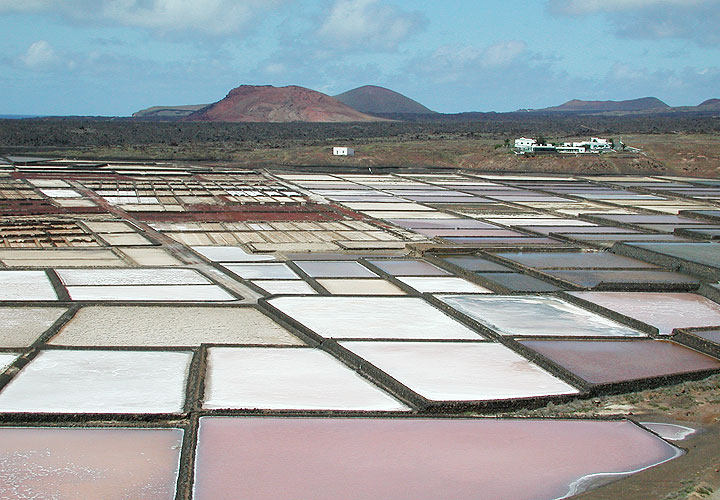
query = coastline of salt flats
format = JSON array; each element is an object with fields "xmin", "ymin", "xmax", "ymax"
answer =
[
  {"xmin": 269, "ymin": 296, "xmax": 483, "ymax": 340},
  {"xmin": 0, "ymin": 307, "xmax": 67, "ymax": 347},
  {"xmin": 50, "ymin": 306, "xmax": 301, "ymax": 346},
  {"xmin": 203, "ymin": 348, "xmax": 407, "ymax": 411},
  {"xmin": 0, "ymin": 271, "xmax": 58, "ymax": 301},
  {"xmin": 193, "ymin": 417, "xmax": 679, "ymax": 500},
  {"xmin": 66, "ymin": 284, "xmax": 236, "ymax": 302},
  {"xmin": 341, "ymin": 341, "xmax": 578, "ymax": 401},
  {"xmin": 439, "ymin": 295, "xmax": 646, "ymax": 337},
  {"xmin": 0, "ymin": 350, "xmax": 192, "ymax": 413},
  {"xmin": 0, "ymin": 427, "xmax": 183, "ymax": 500}
]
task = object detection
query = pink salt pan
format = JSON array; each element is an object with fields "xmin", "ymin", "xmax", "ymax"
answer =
[
  {"xmin": 568, "ymin": 292, "xmax": 720, "ymax": 334},
  {"xmin": 193, "ymin": 418, "xmax": 679, "ymax": 500},
  {"xmin": 0, "ymin": 427, "xmax": 183, "ymax": 499}
]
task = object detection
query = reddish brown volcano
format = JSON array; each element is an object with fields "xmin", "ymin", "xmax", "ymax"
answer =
[{"xmin": 184, "ymin": 85, "xmax": 385, "ymax": 123}]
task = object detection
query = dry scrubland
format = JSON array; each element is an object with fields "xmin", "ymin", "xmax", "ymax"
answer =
[{"xmin": 1, "ymin": 116, "xmax": 719, "ymax": 177}]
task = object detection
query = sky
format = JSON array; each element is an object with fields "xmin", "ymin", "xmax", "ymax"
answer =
[{"xmin": 1, "ymin": 0, "xmax": 719, "ymax": 115}]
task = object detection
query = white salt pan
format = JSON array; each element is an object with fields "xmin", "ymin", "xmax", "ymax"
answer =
[
  {"xmin": 269, "ymin": 296, "xmax": 483, "ymax": 340},
  {"xmin": 341, "ymin": 342, "xmax": 579, "ymax": 401},
  {"xmin": 0, "ymin": 271, "xmax": 57, "ymax": 301},
  {"xmin": 57, "ymin": 268, "xmax": 210, "ymax": 286},
  {"xmin": 203, "ymin": 348, "xmax": 407, "ymax": 411},
  {"xmin": 193, "ymin": 246, "xmax": 276, "ymax": 262},
  {"xmin": 0, "ymin": 350, "xmax": 192, "ymax": 413},
  {"xmin": 66, "ymin": 285, "xmax": 235, "ymax": 302}
]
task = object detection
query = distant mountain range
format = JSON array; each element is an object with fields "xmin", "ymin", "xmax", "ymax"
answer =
[
  {"xmin": 132, "ymin": 104, "xmax": 206, "ymax": 119},
  {"xmin": 528, "ymin": 97, "xmax": 720, "ymax": 114},
  {"xmin": 537, "ymin": 97, "xmax": 669, "ymax": 113},
  {"xmin": 130, "ymin": 85, "xmax": 720, "ymax": 122}
]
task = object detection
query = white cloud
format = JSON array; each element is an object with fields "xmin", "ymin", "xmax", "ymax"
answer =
[
  {"xmin": 417, "ymin": 40, "xmax": 529, "ymax": 83},
  {"xmin": 0, "ymin": 0, "xmax": 285, "ymax": 35},
  {"xmin": 548, "ymin": 0, "xmax": 704, "ymax": 15},
  {"xmin": 318, "ymin": 0, "xmax": 426, "ymax": 50},
  {"xmin": 19, "ymin": 40, "xmax": 64, "ymax": 70},
  {"xmin": 481, "ymin": 41, "xmax": 528, "ymax": 67},
  {"xmin": 547, "ymin": 0, "xmax": 720, "ymax": 46}
]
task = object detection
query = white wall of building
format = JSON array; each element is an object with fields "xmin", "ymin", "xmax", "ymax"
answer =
[{"xmin": 333, "ymin": 147, "xmax": 355, "ymax": 156}]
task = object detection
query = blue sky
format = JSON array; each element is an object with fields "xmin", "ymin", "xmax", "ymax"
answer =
[{"xmin": 1, "ymin": 0, "xmax": 719, "ymax": 115}]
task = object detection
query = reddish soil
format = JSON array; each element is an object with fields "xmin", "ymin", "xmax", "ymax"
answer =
[{"xmin": 186, "ymin": 85, "xmax": 385, "ymax": 123}]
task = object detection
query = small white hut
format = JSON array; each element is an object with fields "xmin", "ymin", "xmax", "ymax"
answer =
[{"xmin": 333, "ymin": 147, "xmax": 355, "ymax": 156}]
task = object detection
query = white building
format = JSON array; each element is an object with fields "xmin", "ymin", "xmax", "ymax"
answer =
[
  {"xmin": 567, "ymin": 137, "xmax": 612, "ymax": 151},
  {"xmin": 514, "ymin": 138, "xmax": 536, "ymax": 153},
  {"xmin": 333, "ymin": 147, "xmax": 355, "ymax": 156},
  {"xmin": 515, "ymin": 136, "xmax": 615, "ymax": 154}
]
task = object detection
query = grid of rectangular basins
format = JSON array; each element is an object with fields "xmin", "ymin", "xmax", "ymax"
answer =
[{"xmin": 1, "ymin": 167, "xmax": 719, "ymax": 499}]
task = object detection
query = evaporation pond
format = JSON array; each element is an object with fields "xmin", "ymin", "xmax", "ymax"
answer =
[
  {"xmin": 316, "ymin": 279, "xmax": 406, "ymax": 295},
  {"xmin": 0, "ymin": 307, "xmax": 67, "ymax": 347},
  {"xmin": 694, "ymin": 329, "xmax": 720, "ymax": 344},
  {"xmin": 439, "ymin": 295, "xmax": 644, "ymax": 337},
  {"xmin": 294, "ymin": 261, "xmax": 377, "ymax": 278},
  {"xmin": 66, "ymin": 285, "xmax": 235, "ymax": 302},
  {"xmin": 341, "ymin": 342, "xmax": 578, "ymax": 401},
  {"xmin": 397, "ymin": 277, "xmax": 492, "ymax": 293},
  {"xmin": 56, "ymin": 268, "xmax": 210, "ymax": 286},
  {"xmin": 475, "ymin": 273, "xmax": 562, "ymax": 292},
  {"xmin": 203, "ymin": 348, "xmax": 406, "ymax": 411},
  {"xmin": 268, "ymin": 296, "xmax": 483, "ymax": 340},
  {"xmin": 0, "ymin": 271, "xmax": 57, "ymax": 301},
  {"xmin": 0, "ymin": 427, "xmax": 183, "ymax": 500},
  {"xmin": 495, "ymin": 251, "xmax": 657, "ymax": 269},
  {"xmin": 519, "ymin": 340, "xmax": 720, "ymax": 385},
  {"xmin": 367, "ymin": 259, "xmax": 450, "ymax": 276},
  {"xmin": 542, "ymin": 270, "xmax": 699, "ymax": 289},
  {"xmin": 435, "ymin": 255, "xmax": 511, "ymax": 272},
  {"xmin": 568, "ymin": 292, "xmax": 720, "ymax": 334},
  {"xmin": 193, "ymin": 417, "xmax": 678, "ymax": 500},
  {"xmin": 626, "ymin": 242, "xmax": 720, "ymax": 269},
  {"xmin": 252, "ymin": 280, "xmax": 317, "ymax": 295},
  {"xmin": 223, "ymin": 263, "xmax": 299, "ymax": 279},
  {"xmin": 0, "ymin": 350, "xmax": 192, "ymax": 413},
  {"xmin": 193, "ymin": 246, "xmax": 275, "ymax": 262},
  {"xmin": 49, "ymin": 306, "xmax": 301, "ymax": 346}
]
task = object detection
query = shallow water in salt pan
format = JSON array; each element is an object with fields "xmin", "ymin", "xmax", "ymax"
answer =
[
  {"xmin": 439, "ymin": 295, "xmax": 644, "ymax": 337},
  {"xmin": 193, "ymin": 417, "xmax": 678, "ymax": 500},
  {"xmin": 568, "ymin": 292, "xmax": 720, "ymax": 334}
]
